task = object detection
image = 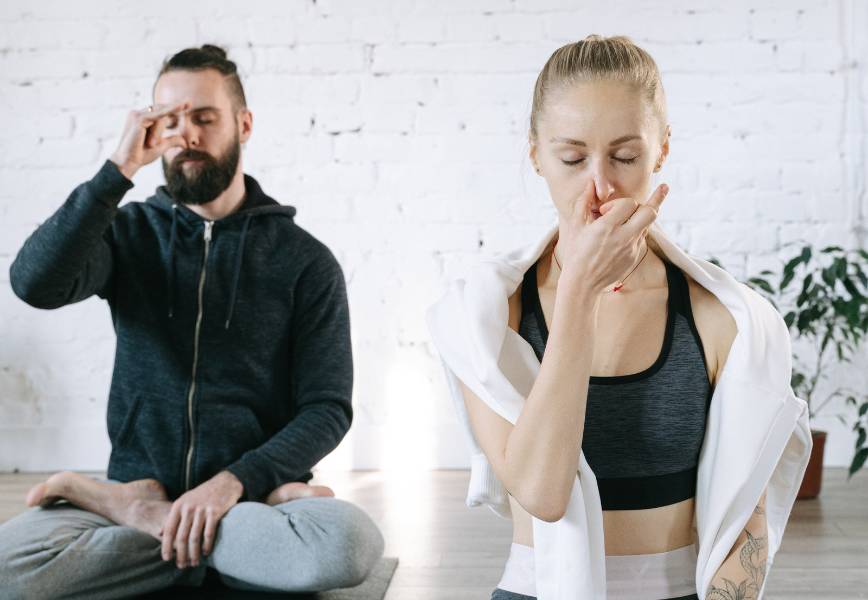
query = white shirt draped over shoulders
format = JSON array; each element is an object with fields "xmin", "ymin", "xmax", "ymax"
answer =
[{"xmin": 426, "ymin": 223, "xmax": 812, "ymax": 600}]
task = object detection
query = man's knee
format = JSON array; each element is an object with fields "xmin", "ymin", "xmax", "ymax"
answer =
[
  {"xmin": 320, "ymin": 500, "xmax": 385, "ymax": 588},
  {"xmin": 217, "ymin": 498, "xmax": 384, "ymax": 592},
  {"xmin": 273, "ymin": 498, "xmax": 384, "ymax": 590},
  {"xmin": 0, "ymin": 509, "xmax": 68, "ymax": 600}
]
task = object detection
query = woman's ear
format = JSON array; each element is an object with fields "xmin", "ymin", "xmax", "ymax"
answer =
[
  {"xmin": 654, "ymin": 125, "xmax": 671, "ymax": 173},
  {"xmin": 529, "ymin": 131, "xmax": 541, "ymax": 175}
]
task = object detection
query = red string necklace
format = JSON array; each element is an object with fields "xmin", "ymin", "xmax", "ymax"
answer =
[{"xmin": 551, "ymin": 240, "xmax": 649, "ymax": 293}]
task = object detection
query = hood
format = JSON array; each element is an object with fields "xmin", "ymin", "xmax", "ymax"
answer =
[{"xmin": 147, "ymin": 174, "xmax": 296, "ymax": 329}]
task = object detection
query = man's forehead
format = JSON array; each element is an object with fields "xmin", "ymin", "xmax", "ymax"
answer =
[{"xmin": 153, "ymin": 70, "xmax": 231, "ymax": 107}]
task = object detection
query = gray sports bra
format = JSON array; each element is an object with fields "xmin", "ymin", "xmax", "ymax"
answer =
[{"xmin": 519, "ymin": 260, "xmax": 713, "ymax": 510}]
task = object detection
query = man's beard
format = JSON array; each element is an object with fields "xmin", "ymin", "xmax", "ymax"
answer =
[{"xmin": 162, "ymin": 132, "xmax": 241, "ymax": 206}]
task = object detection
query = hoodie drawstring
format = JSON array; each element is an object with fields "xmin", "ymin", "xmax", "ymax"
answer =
[
  {"xmin": 225, "ymin": 214, "xmax": 251, "ymax": 329},
  {"xmin": 167, "ymin": 205, "xmax": 179, "ymax": 318}
]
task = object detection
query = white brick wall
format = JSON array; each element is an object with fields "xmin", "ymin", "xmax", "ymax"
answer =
[{"xmin": 1, "ymin": 0, "xmax": 866, "ymax": 471}]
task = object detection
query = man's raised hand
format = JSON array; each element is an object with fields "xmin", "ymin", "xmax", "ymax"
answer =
[{"xmin": 109, "ymin": 103, "xmax": 190, "ymax": 180}]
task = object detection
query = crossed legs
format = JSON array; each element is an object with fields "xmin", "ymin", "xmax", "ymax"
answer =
[
  {"xmin": 0, "ymin": 473, "xmax": 384, "ymax": 600},
  {"xmin": 24, "ymin": 471, "xmax": 335, "ymax": 539}
]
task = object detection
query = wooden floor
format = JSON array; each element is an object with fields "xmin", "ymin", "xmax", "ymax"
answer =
[{"xmin": 1, "ymin": 468, "xmax": 866, "ymax": 599}]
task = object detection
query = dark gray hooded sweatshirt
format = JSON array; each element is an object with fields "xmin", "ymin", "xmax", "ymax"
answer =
[{"xmin": 10, "ymin": 160, "xmax": 353, "ymax": 501}]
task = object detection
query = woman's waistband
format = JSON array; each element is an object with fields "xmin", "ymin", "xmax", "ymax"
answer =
[{"xmin": 496, "ymin": 542, "xmax": 698, "ymax": 600}]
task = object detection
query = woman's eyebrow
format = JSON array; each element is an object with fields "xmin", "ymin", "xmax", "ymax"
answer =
[
  {"xmin": 609, "ymin": 134, "xmax": 642, "ymax": 145},
  {"xmin": 548, "ymin": 134, "xmax": 642, "ymax": 146},
  {"xmin": 550, "ymin": 136, "xmax": 585, "ymax": 146}
]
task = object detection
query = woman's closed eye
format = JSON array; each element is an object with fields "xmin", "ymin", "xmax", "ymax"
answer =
[{"xmin": 560, "ymin": 155, "xmax": 639, "ymax": 166}]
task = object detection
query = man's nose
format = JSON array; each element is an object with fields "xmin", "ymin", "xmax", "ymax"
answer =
[{"xmin": 174, "ymin": 116, "xmax": 199, "ymax": 148}]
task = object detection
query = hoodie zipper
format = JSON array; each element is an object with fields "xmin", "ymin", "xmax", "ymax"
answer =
[{"xmin": 184, "ymin": 220, "xmax": 214, "ymax": 492}]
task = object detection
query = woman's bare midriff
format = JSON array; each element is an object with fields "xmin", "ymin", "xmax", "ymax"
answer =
[{"xmin": 509, "ymin": 494, "xmax": 696, "ymax": 555}]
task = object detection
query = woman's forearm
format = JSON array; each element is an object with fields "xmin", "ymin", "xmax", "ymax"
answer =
[
  {"xmin": 503, "ymin": 283, "xmax": 600, "ymax": 521},
  {"xmin": 706, "ymin": 489, "xmax": 768, "ymax": 600}
]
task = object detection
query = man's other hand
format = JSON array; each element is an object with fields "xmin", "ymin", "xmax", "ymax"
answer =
[
  {"xmin": 160, "ymin": 470, "xmax": 244, "ymax": 568},
  {"xmin": 109, "ymin": 103, "xmax": 190, "ymax": 180}
]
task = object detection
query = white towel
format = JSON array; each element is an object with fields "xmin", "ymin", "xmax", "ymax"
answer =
[{"xmin": 426, "ymin": 223, "xmax": 812, "ymax": 600}]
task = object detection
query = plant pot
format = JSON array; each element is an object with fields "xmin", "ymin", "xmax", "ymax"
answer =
[{"xmin": 797, "ymin": 430, "xmax": 827, "ymax": 500}]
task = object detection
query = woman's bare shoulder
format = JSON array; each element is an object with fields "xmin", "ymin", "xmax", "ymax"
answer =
[{"xmin": 685, "ymin": 273, "xmax": 738, "ymax": 386}]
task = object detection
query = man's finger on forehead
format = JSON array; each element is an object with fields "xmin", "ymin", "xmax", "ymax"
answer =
[{"xmin": 147, "ymin": 102, "xmax": 190, "ymax": 117}]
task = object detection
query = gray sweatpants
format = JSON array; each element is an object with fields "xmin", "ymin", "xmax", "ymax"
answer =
[{"xmin": 0, "ymin": 497, "xmax": 385, "ymax": 600}]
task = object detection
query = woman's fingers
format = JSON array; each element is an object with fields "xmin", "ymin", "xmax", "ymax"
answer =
[
  {"xmin": 598, "ymin": 197, "xmax": 640, "ymax": 225},
  {"xmin": 645, "ymin": 183, "xmax": 669, "ymax": 213},
  {"xmin": 623, "ymin": 183, "xmax": 669, "ymax": 234},
  {"xmin": 571, "ymin": 180, "xmax": 595, "ymax": 226}
]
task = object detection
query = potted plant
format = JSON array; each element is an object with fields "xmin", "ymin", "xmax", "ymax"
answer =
[{"xmin": 719, "ymin": 245, "xmax": 868, "ymax": 498}]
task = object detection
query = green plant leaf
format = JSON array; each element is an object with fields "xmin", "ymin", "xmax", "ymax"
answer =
[
  {"xmin": 850, "ymin": 447, "xmax": 868, "ymax": 477},
  {"xmin": 860, "ymin": 403, "xmax": 868, "ymax": 417},
  {"xmin": 834, "ymin": 257, "xmax": 848, "ymax": 280},
  {"xmin": 784, "ymin": 311, "xmax": 795, "ymax": 328},
  {"xmin": 855, "ymin": 265, "xmax": 868, "ymax": 289},
  {"xmin": 858, "ymin": 249, "xmax": 868, "ymax": 261},
  {"xmin": 801, "ymin": 246, "xmax": 813, "ymax": 263},
  {"xmin": 802, "ymin": 273, "xmax": 814, "ymax": 293},
  {"xmin": 822, "ymin": 246, "xmax": 844, "ymax": 253},
  {"xmin": 791, "ymin": 372, "xmax": 805, "ymax": 390},
  {"xmin": 781, "ymin": 254, "xmax": 804, "ymax": 291},
  {"xmin": 749, "ymin": 278, "xmax": 775, "ymax": 294},
  {"xmin": 857, "ymin": 428, "xmax": 866, "ymax": 450},
  {"xmin": 844, "ymin": 278, "xmax": 865, "ymax": 301},
  {"xmin": 822, "ymin": 267, "xmax": 836, "ymax": 287}
]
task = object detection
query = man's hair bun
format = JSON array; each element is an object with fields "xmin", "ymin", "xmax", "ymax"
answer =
[{"xmin": 199, "ymin": 44, "xmax": 228, "ymax": 60}]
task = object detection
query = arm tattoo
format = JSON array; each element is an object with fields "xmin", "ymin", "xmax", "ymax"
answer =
[{"xmin": 707, "ymin": 521, "xmax": 768, "ymax": 600}]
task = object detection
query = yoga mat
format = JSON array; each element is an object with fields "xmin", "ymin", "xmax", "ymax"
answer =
[{"xmin": 134, "ymin": 558, "xmax": 399, "ymax": 600}]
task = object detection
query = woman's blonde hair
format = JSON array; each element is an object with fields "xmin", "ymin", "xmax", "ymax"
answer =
[{"xmin": 530, "ymin": 35, "xmax": 668, "ymax": 141}]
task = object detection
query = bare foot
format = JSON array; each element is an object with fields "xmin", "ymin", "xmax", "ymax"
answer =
[
  {"xmin": 25, "ymin": 471, "xmax": 171, "ymax": 539},
  {"xmin": 26, "ymin": 472, "xmax": 167, "ymax": 507},
  {"xmin": 265, "ymin": 482, "xmax": 335, "ymax": 506}
]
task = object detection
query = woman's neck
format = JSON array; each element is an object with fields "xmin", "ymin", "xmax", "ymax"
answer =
[{"xmin": 546, "ymin": 235, "xmax": 665, "ymax": 294}]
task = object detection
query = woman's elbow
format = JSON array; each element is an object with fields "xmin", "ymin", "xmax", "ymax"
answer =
[
  {"xmin": 533, "ymin": 504, "xmax": 568, "ymax": 523},
  {"xmin": 514, "ymin": 489, "xmax": 570, "ymax": 523}
]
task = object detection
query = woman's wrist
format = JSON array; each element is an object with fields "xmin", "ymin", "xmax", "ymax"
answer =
[
  {"xmin": 556, "ymin": 266, "xmax": 605, "ymax": 300},
  {"xmin": 554, "ymin": 275, "xmax": 602, "ymax": 318}
]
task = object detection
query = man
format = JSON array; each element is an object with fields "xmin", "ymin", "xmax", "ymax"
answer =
[{"xmin": 0, "ymin": 45, "xmax": 384, "ymax": 599}]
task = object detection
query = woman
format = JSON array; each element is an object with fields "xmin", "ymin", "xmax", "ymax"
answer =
[{"xmin": 427, "ymin": 36, "xmax": 811, "ymax": 600}]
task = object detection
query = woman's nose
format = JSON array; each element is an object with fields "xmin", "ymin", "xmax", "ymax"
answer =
[{"xmin": 590, "ymin": 160, "xmax": 615, "ymax": 202}]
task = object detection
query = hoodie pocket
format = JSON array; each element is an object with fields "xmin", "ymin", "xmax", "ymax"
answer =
[
  {"xmin": 108, "ymin": 392, "xmax": 144, "ymax": 448},
  {"xmin": 193, "ymin": 403, "xmax": 268, "ymax": 482}
]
